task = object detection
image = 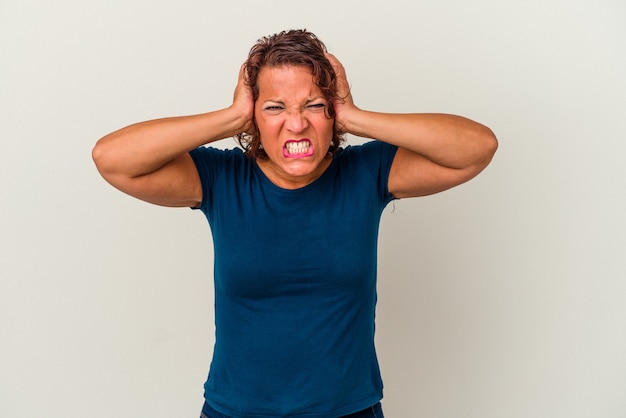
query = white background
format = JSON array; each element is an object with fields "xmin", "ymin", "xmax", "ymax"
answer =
[{"xmin": 2, "ymin": 0, "xmax": 625, "ymax": 417}]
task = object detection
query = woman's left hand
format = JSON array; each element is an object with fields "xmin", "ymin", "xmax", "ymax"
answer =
[
  {"xmin": 325, "ymin": 53, "xmax": 498, "ymax": 200},
  {"xmin": 326, "ymin": 53, "xmax": 359, "ymax": 134}
]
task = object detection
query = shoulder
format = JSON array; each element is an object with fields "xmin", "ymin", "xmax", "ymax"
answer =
[
  {"xmin": 189, "ymin": 146, "xmax": 249, "ymax": 174},
  {"xmin": 189, "ymin": 147, "xmax": 253, "ymax": 212},
  {"xmin": 189, "ymin": 146, "xmax": 250, "ymax": 189},
  {"xmin": 338, "ymin": 140, "xmax": 396, "ymax": 155},
  {"xmin": 335, "ymin": 141, "xmax": 398, "ymax": 173},
  {"xmin": 336, "ymin": 141, "xmax": 398, "ymax": 164},
  {"xmin": 333, "ymin": 141, "xmax": 398, "ymax": 204},
  {"xmin": 190, "ymin": 145, "xmax": 245, "ymax": 162}
]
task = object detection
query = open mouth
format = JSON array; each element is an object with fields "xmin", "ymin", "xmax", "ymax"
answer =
[{"xmin": 284, "ymin": 139, "xmax": 314, "ymax": 158}]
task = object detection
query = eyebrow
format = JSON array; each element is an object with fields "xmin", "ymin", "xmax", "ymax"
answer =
[{"xmin": 262, "ymin": 97, "xmax": 326, "ymax": 105}]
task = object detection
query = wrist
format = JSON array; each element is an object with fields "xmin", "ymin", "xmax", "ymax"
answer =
[
  {"xmin": 226, "ymin": 104, "xmax": 253, "ymax": 135},
  {"xmin": 337, "ymin": 106, "xmax": 366, "ymax": 137}
]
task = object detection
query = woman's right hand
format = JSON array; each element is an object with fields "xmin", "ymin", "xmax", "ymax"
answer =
[
  {"xmin": 231, "ymin": 64, "xmax": 255, "ymax": 135},
  {"xmin": 93, "ymin": 64, "xmax": 257, "ymax": 208}
]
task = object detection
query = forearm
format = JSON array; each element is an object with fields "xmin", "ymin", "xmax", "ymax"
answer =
[
  {"xmin": 92, "ymin": 106, "xmax": 246, "ymax": 178},
  {"xmin": 344, "ymin": 110, "xmax": 497, "ymax": 170}
]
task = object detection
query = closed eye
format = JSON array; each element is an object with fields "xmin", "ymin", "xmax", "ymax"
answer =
[{"xmin": 306, "ymin": 103, "xmax": 326, "ymax": 111}]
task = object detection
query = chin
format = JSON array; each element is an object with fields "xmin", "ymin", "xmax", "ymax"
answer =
[{"xmin": 283, "ymin": 163, "xmax": 317, "ymax": 177}]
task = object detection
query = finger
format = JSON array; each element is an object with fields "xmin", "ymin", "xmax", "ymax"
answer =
[
  {"xmin": 325, "ymin": 52, "xmax": 345, "ymax": 76},
  {"xmin": 326, "ymin": 54, "xmax": 352, "ymax": 103},
  {"xmin": 237, "ymin": 63, "xmax": 247, "ymax": 84}
]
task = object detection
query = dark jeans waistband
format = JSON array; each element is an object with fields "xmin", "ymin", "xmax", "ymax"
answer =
[{"xmin": 200, "ymin": 401, "xmax": 384, "ymax": 418}]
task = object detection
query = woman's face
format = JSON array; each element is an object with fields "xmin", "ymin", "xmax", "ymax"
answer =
[{"xmin": 254, "ymin": 65, "xmax": 334, "ymax": 189}]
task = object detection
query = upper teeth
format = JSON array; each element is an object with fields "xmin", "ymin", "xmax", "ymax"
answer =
[{"xmin": 286, "ymin": 141, "xmax": 309, "ymax": 154}]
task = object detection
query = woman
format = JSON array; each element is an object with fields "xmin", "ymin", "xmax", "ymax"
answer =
[{"xmin": 93, "ymin": 29, "xmax": 497, "ymax": 418}]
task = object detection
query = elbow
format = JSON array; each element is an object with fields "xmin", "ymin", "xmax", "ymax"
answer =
[
  {"xmin": 486, "ymin": 127, "xmax": 499, "ymax": 158},
  {"xmin": 91, "ymin": 137, "xmax": 118, "ymax": 178},
  {"xmin": 91, "ymin": 139, "xmax": 108, "ymax": 173},
  {"xmin": 478, "ymin": 125, "xmax": 498, "ymax": 166}
]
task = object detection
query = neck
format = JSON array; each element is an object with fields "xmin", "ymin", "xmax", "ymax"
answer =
[{"xmin": 256, "ymin": 155, "xmax": 332, "ymax": 189}]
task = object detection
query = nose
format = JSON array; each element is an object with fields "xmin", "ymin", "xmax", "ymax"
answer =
[{"xmin": 285, "ymin": 109, "xmax": 308, "ymax": 134}]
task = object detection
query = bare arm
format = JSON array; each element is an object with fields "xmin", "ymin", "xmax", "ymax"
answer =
[
  {"xmin": 92, "ymin": 66, "xmax": 253, "ymax": 207},
  {"xmin": 328, "ymin": 54, "xmax": 498, "ymax": 198}
]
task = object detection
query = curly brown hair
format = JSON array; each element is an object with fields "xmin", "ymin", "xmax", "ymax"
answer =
[{"xmin": 236, "ymin": 29, "xmax": 345, "ymax": 158}]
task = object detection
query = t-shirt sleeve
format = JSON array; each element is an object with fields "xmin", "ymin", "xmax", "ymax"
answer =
[
  {"xmin": 188, "ymin": 147, "xmax": 213, "ymax": 212},
  {"xmin": 189, "ymin": 146, "xmax": 245, "ymax": 213},
  {"xmin": 345, "ymin": 141, "xmax": 398, "ymax": 205}
]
